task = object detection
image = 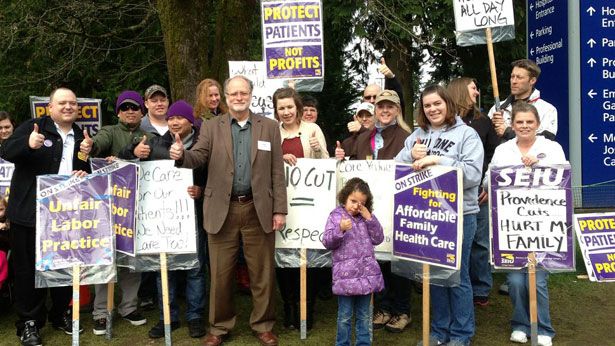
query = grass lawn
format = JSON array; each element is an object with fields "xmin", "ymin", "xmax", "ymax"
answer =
[{"xmin": 0, "ymin": 272, "xmax": 613, "ymax": 345}]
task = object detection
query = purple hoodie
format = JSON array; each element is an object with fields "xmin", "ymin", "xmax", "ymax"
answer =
[{"xmin": 322, "ymin": 206, "xmax": 385, "ymax": 296}]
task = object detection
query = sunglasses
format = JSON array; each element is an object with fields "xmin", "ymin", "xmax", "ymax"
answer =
[
  {"xmin": 119, "ymin": 103, "xmax": 140, "ymax": 112},
  {"xmin": 363, "ymin": 95, "xmax": 377, "ymax": 101}
]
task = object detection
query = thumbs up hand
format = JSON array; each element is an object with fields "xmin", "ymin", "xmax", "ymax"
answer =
[
  {"xmin": 340, "ymin": 218, "xmax": 352, "ymax": 232},
  {"xmin": 79, "ymin": 129, "xmax": 93, "ymax": 155},
  {"xmin": 133, "ymin": 135, "xmax": 151, "ymax": 159},
  {"xmin": 334, "ymin": 140, "xmax": 346, "ymax": 160},
  {"xmin": 169, "ymin": 133, "xmax": 184, "ymax": 160},
  {"xmin": 411, "ymin": 138, "xmax": 427, "ymax": 160},
  {"xmin": 308, "ymin": 131, "xmax": 321, "ymax": 152},
  {"xmin": 29, "ymin": 123, "xmax": 45, "ymax": 149},
  {"xmin": 377, "ymin": 57, "xmax": 394, "ymax": 79}
]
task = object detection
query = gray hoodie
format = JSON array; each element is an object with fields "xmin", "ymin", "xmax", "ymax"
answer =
[{"xmin": 395, "ymin": 116, "xmax": 484, "ymax": 215}]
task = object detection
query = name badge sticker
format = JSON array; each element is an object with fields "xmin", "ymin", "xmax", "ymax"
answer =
[{"xmin": 258, "ymin": 140, "xmax": 271, "ymax": 151}]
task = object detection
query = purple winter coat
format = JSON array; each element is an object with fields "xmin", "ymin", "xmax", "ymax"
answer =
[{"xmin": 322, "ymin": 206, "xmax": 385, "ymax": 296}]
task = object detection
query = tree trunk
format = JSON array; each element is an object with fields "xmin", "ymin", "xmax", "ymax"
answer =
[{"xmin": 156, "ymin": 0, "xmax": 212, "ymax": 103}]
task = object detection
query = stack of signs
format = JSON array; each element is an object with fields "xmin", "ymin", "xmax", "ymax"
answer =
[
  {"xmin": 393, "ymin": 164, "xmax": 462, "ymax": 270},
  {"xmin": 489, "ymin": 164, "xmax": 574, "ymax": 270},
  {"xmin": 275, "ymin": 159, "xmax": 336, "ymax": 249},
  {"xmin": 36, "ymin": 174, "xmax": 113, "ymax": 271},
  {"xmin": 573, "ymin": 213, "xmax": 615, "ymax": 282}
]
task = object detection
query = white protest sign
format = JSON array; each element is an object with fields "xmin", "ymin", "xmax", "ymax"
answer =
[
  {"xmin": 338, "ymin": 160, "xmax": 395, "ymax": 254},
  {"xmin": 136, "ymin": 160, "xmax": 196, "ymax": 254},
  {"xmin": 0, "ymin": 161, "xmax": 14, "ymax": 198},
  {"xmin": 276, "ymin": 159, "xmax": 336, "ymax": 249},
  {"xmin": 229, "ymin": 61, "xmax": 285, "ymax": 119},
  {"xmin": 453, "ymin": 0, "xmax": 514, "ymax": 32}
]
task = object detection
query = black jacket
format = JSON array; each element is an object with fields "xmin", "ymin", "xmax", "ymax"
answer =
[{"xmin": 0, "ymin": 116, "xmax": 90, "ymax": 227}]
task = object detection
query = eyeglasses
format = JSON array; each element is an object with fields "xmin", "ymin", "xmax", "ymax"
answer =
[
  {"xmin": 119, "ymin": 103, "xmax": 140, "ymax": 112},
  {"xmin": 363, "ymin": 95, "xmax": 377, "ymax": 101},
  {"xmin": 225, "ymin": 91, "xmax": 250, "ymax": 98}
]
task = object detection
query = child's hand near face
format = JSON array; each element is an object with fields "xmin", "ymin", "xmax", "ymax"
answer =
[
  {"xmin": 358, "ymin": 204, "xmax": 372, "ymax": 221},
  {"xmin": 340, "ymin": 218, "xmax": 352, "ymax": 232}
]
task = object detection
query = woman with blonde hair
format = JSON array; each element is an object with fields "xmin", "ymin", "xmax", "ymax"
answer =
[{"xmin": 193, "ymin": 78, "xmax": 228, "ymax": 129}]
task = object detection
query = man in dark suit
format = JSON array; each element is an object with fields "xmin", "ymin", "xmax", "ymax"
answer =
[
  {"xmin": 170, "ymin": 75, "xmax": 287, "ymax": 346},
  {"xmin": 0, "ymin": 87, "xmax": 89, "ymax": 346}
]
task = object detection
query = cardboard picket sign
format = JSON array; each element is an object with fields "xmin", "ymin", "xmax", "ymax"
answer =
[
  {"xmin": 453, "ymin": 0, "xmax": 514, "ymax": 33},
  {"xmin": 573, "ymin": 212, "xmax": 615, "ymax": 282},
  {"xmin": 489, "ymin": 164, "xmax": 575, "ymax": 270},
  {"xmin": 392, "ymin": 164, "xmax": 463, "ymax": 270}
]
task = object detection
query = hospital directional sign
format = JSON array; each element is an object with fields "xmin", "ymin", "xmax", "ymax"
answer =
[
  {"xmin": 580, "ymin": 2, "xmax": 615, "ymax": 208},
  {"xmin": 527, "ymin": 0, "xmax": 569, "ymax": 155}
]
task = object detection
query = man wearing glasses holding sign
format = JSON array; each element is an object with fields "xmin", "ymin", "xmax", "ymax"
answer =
[{"xmin": 170, "ymin": 75, "xmax": 287, "ymax": 346}]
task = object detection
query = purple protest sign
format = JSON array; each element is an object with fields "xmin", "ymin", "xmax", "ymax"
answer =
[
  {"xmin": 489, "ymin": 164, "xmax": 574, "ymax": 270},
  {"xmin": 0, "ymin": 161, "xmax": 14, "ymax": 199},
  {"xmin": 574, "ymin": 213, "xmax": 615, "ymax": 282},
  {"xmin": 261, "ymin": 0, "xmax": 324, "ymax": 79},
  {"xmin": 30, "ymin": 96, "xmax": 102, "ymax": 135},
  {"xmin": 393, "ymin": 164, "xmax": 462, "ymax": 270},
  {"xmin": 36, "ymin": 174, "xmax": 113, "ymax": 271},
  {"xmin": 91, "ymin": 158, "xmax": 138, "ymax": 256}
]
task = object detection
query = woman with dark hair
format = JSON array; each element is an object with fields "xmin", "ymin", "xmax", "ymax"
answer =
[
  {"xmin": 193, "ymin": 78, "xmax": 227, "ymax": 129},
  {"xmin": 0, "ymin": 111, "xmax": 15, "ymax": 143},
  {"xmin": 396, "ymin": 85, "xmax": 484, "ymax": 346},
  {"xmin": 272, "ymin": 87, "xmax": 328, "ymax": 330},
  {"xmin": 447, "ymin": 77, "xmax": 500, "ymax": 306}
]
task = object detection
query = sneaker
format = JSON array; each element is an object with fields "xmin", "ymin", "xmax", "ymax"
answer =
[
  {"xmin": 148, "ymin": 320, "xmax": 180, "ymax": 339},
  {"xmin": 20, "ymin": 320, "xmax": 42, "ymax": 346},
  {"xmin": 122, "ymin": 311, "xmax": 147, "ymax": 326},
  {"xmin": 52, "ymin": 311, "xmax": 84, "ymax": 335},
  {"xmin": 188, "ymin": 318, "xmax": 206, "ymax": 338},
  {"xmin": 93, "ymin": 318, "xmax": 106, "ymax": 335},
  {"xmin": 416, "ymin": 338, "xmax": 443, "ymax": 346},
  {"xmin": 385, "ymin": 313, "xmax": 411, "ymax": 333},
  {"xmin": 473, "ymin": 296, "xmax": 489, "ymax": 306},
  {"xmin": 373, "ymin": 310, "xmax": 391, "ymax": 329},
  {"xmin": 499, "ymin": 283, "xmax": 509, "ymax": 295},
  {"xmin": 510, "ymin": 330, "xmax": 528, "ymax": 343},
  {"xmin": 446, "ymin": 340, "xmax": 469, "ymax": 346},
  {"xmin": 537, "ymin": 335, "xmax": 552, "ymax": 346}
]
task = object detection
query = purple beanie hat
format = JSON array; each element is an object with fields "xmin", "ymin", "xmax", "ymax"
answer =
[
  {"xmin": 166, "ymin": 100, "xmax": 195, "ymax": 124},
  {"xmin": 115, "ymin": 90, "xmax": 144, "ymax": 114}
]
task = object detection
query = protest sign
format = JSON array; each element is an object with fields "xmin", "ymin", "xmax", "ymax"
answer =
[
  {"xmin": 453, "ymin": 0, "xmax": 514, "ymax": 33},
  {"xmin": 338, "ymin": 160, "xmax": 395, "ymax": 253},
  {"xmin": 36, "ymin": 174, "xmax": 114, "ymax": 271},
  {"xmin": 393, "ymin": 164, "xmax": 463, "ymax": 270},
  {"xmin": 261, "ymin": 0, "xmax": 324, "ymax": 79},
  {"xmin": 573, "ymin": 213, "xmax": 615, "ymax": 282},
  {"xmin": 91, "ymin": 159, "xmax": 138, "ymax": 256},
  {"xmin": 229, "ymin": 61, "xmax": 285, "ymax": 118},
  {"xmin": 0, "ymin": 161, "xmax": 13, "ymax": 198},
  {"xmin": 136, "ymin": 160, "xmax": 196, "ymax": 254},
  {"xmin": 276, "ymin": 159, "xmax": 336, "ymax": 249},
  {"xmin": 30, "ymin": 96, "xmax": 102, "ymax": 136},
  {"xmin": 489, "ymin": 164, "xmax": 574, "ymax": 270}
]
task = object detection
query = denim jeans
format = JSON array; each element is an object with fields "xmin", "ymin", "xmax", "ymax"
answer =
[
  {"xmin": 508, "ymin": 269, "xmax": 555, "ymax": 337},
  {"xmin": 470, "ymin": 203, "xmax": 492, "ymax": 297},
  {"xmin": 156, "ymin": 264, "xmax": 205, "ymax": 322},
  {"xmin": 336, "ymin": 294, "xmax": 372, "ymax": 346},
  {"xmin": 430, "ymin": 214, "xmax": 476, "ymax": 345}
]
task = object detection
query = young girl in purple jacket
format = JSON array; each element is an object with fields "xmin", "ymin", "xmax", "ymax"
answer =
[{"xmin": 322, "ymin": 177, "xmax": 385, "ymax": 346}]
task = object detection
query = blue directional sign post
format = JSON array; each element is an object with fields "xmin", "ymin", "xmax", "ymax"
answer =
[
  {"xmin": 527, "ymin": 0, "xmax": 569, "ymax": 155},
  {"xmin": 580, "ymin": 2, "xmax": 615, "ymax": 207}
]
